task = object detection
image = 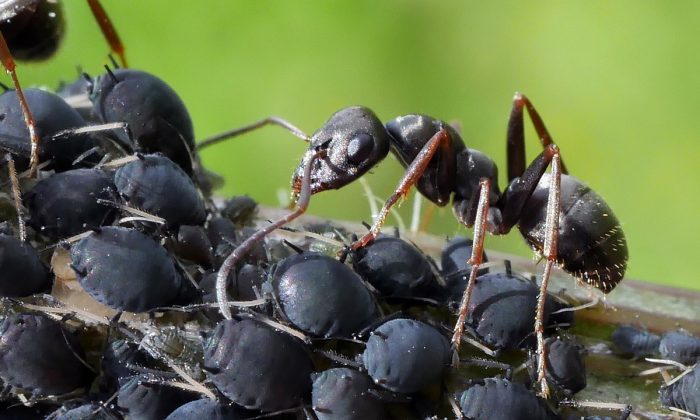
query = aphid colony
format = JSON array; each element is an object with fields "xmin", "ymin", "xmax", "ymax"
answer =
[{"xmin": 3, "ymin": 1, "xmax": 690, "ymax": 419}]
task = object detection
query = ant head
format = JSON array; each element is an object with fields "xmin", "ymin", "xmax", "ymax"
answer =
[{"xmin": 291, "ymin": 106, "xmax": 390, "ymax": 198}]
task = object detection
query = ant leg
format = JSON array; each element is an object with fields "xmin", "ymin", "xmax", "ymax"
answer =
[
  {"xmin": 450, "ymin": 178, "xmax": 490, "ymax": 364},
  {"xmin": 5, "ymin": 154, "xmax": 25, "ymax": 242},
  {"xmin": 197, "ymin": 117, "xmax": 310, "ymax": 150},
  {"xmin": 86, "ymin": 0, "xmax": 128, "ymax": 67},
  {"xmin": 534, "ymin": 147, "xmax": 562, "ymax": 398},
  {"xmin": 216, "ymin": 148, "xmax": 326, "ymax": 320},
  {"xmin": 351, "ymin": 128, "xmax": 450, "ymax": 250},
  {"xmin": 0, "ymin": 32, "xmax": 40, "ymax": 178},
  {"xmin": 507, "ymin": 92, "xmax": 568, "ymax": 181}
]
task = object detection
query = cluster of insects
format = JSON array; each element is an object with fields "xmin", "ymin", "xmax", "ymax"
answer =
[{"xmin": 0, "ymin": 1, "xmax": 696, "ymax": 419}]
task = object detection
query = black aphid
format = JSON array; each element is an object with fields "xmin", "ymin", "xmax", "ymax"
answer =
[
  {"xmin": 0, "ymin": 233, "xmax": 51, "ymax": 297},
  {"xmin": 0, "ymin": 312, "xmax": 93, "ymax": 396},
  {"xmin": 528, "ymin": 336, "xmax": 587, "ymax": 399},
  {"xmin": 610, "ymin": 325, "xmax": 661, "ymax": 358},
  {"xmin": 459, "ymin": 377, "xmax": 559, "ymax": 420},
  {"xmin": 114, "ymin": 153, "xmax": 206, "ymax": 227},
  {"xmin": 70, "ymin": 226, "xmax": 197, "ymax": 312},
  {"xmin": 117, "ymin": 374, "xmax": 196, "ymax": 420},
  {"xmin": 361, "ymin": 318, "xmax": 450, "ymax": 394},
  {"xmin": 165, "ymin": 398, "xmax": 245, "ymax": 420},
  {"xmin": 659, "ymin": 363, "xmax": 699, "ymax": 417},
  {"xmin": 25, "ymin": 168, "xmax": 117, "ymax": 240},
  {"xmin": 47, "ymin": 402, "xmax": 116, "ymax": 420},
  {"xmin": 659, "ymin": 330, "xmax": 700, "ymax": 365},
  {"xmin": 266, "ymin": 252, "xmax": 376, "ymax": 338},
  {"xmin": 203, "ymin": 318, "xmax": 313, "ymax": 412},
  {"xmin": 312, "ymin": 368, "xmax": 387, "ymax": 420}
]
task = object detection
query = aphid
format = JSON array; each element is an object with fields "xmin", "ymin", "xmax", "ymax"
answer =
[
  {"xmin": 202, "ymin": 318, "xmax": 313, "ymax": 412},
  {"xmin": 70, "ymin": 226, "xmax": 198, "ymax": 312},
  {"xmin": 459, "ymin": 377, "xmax": 558, "ymax": 420},
  {"xmin": 610, "ymin": 325, "xmax": 661, "ymax": 358},
  {"xmin": 351, "ymin": 233, "xmax": 443, "ymax": 300},
  {"xmin": 113, "ymin": 153, "xmax": 207, "ymax": 228},
  {"xmin": 440, "ymin": 236, "xmax": 489, "ymax": 297},
  {"xmin": 209, "ymin": 96, "xmax": 628, "ymax": 398},
  {"xmin": 165, "ymin": 398, "xmax": 245, "ymax": 420},
  {"xmin": 0, "ymin": 232, "xmax": 51, "ymax": 297},
  {"xmin": 0, "ymin": 312, "xmax": 93, "ymax": 396},
  {"xmin": 24, "ymin": 168, "xmax": 117, "ymax": 240},
  {"xmin": 527, "ymin": 336, "xmax": 587, "ymax": 399},
  {"xmin": 312, "ymin": 368, "xmax": 387, "ymax": 420},
  {"xmin": 46, "ymin": 402, "xmax": 117, "ymax": 420},
  {"xmin": 461, "ymin": 270, "xmax": 572, "ymax": 350},
  {"xmin": 101, "ymin": 338, "xmax": 154, "ymax": 385},
  {"xmin": 361, "ymin": 318, "xmax": 451, "ymax": 394},
  {"xmin": 658, "ymin": 330, "xmax": 700, "ymax": 365},
  {"xmin": 170, "ymin": 224, "xmax": 214, "ymax": 269},
  {"xmin": 659, "ymin": 363, "xmax": 700, "ymax": 417},
  {"xmin": 117, "ymin": 374, "xmax": 196, "ymax": 420},
  {"xmin": 89, "ymin": 68, "xmax": 196, "ymax": 174},
  {"xmin": 221, "ymin": 195, "xmax": 258, "ymax": 227},
  {"xmin": 265, "ymin": 251, "xmax": 376, "ymax": 338}
]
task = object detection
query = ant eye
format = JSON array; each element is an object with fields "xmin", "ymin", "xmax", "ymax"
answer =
[{"xmin": 347, "ymin": 133, "xmax": 373, "ymax": 165}]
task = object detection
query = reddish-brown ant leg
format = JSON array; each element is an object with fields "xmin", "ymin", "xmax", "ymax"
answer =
[
  {"xmin": 5, "ymin": 154, "xmax": 25, "ymax": 242},
  {"xmin": 508, "ymin": 92, "xmax": 568, "ymax": 180},
  {"xmin": 0, "ymin": 32, "xmax": 40, "ymax": 178},
  {"xmin": 450, "ymin": 177, "xmax": 490, "ymax": 363},
  {"xmin": 534, "ymin": 146, "xmax": 562, "ymax": 398},
  {"xmin": 351, "ymin": 128, "xmax": 450, "ymax": 250},
  {"xmin": 216, "ymin": 148, "xmax": 326, "ymax": 320},
  {"xmin": 87, "ymin": 0, "xmax": 128, "ymax": 68}
]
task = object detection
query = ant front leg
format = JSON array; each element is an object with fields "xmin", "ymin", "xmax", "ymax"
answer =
[
  {"xmin": 86, "ymin": 0, "xmax": 128, "ymax": 67},
  {"xmin": 216, "ymin": 148, "xmax": 326, "ymax": 320},
  {"xmin": 351, "ymin": 128, "xmax": 450, "ymax": 250},
  {"xmin": 0, "ymin": 32, "xmax": 40, "ymax": 177}
]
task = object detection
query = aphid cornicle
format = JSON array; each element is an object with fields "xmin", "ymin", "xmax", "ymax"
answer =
[{"xmin": 207, "ymin": 94, "xmax": 628, "ymax": 398}]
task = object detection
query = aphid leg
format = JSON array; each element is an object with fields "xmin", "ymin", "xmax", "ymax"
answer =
[
  {"xmin": 197, "ymin": 116, "xmax": 310, "ymax": 150},
  {"xmin": 0, "ymin": 32, "xmax": 40, "ymax": 177},
  {"xmin": 5, "ymin": 154, "xmax": 25, "ymax": 242},
  {"xmin": 450, "ymin": 178, "xmax": 490, "ymax": 365},
  {"xmin": 351, "ymin": 128, "xmax": 450, "ymax": 250},
  {"xmin": 534, "ymin": 147, "xmax": 562, "ymax": 398},
  {"xmin": 216, "ymin": 148, "xmax": 326, "ymax": 320},
  {"xmin": 86, "ymin": 0, "xmax": 128, "ymax": 67},
  {"xmin": 508, "ymin": 92, "xmax": 568, "ymax": 178}
]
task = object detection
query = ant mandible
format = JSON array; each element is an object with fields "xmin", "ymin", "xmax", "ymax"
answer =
[{"xmin": 201, "ymin": 95, "xmax": 628, "ymax": 398}]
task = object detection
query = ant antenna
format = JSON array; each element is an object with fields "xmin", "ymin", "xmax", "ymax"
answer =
[{"xmin": 0, "ymin": 31, "xmax": 41, "ymax": 177}]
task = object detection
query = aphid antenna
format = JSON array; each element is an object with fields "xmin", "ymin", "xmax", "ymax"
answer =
[
  {"xmin": 241, "ymin": 311, "xmax": 311, "ymax": 344},
  {"xmin": 277, "ymin": 226, "xmax": 345, "ymax": 249},
  {"xmin": 668, "ymin": 407, "xmax": 700, "ymax": 419},
  {"xmin": 550, "ymin": 296, "xmax": 600, "ymax": 315},
  {"xmin": 4, "ymin": 154, "xmax": 25, "ymax": 242},
  {"xmin": 313, "ymin": 348, "xmax": 362, "ymax": 368},
  {"xmin": 103, "ymin": 64, "xmax": 118, "ymax": 83},
  {"xmin": 196, "ymin": 116, "xmax": 310, "ymax": 151}
]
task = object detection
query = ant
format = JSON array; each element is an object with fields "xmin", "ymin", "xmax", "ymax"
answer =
[
  {"xmin": 202, "ymin": 96, "xmax": 628, "ymax": 398},
  {"xmin": 0, "ymin": 0, "xmax": 126, "ymax": 176}
]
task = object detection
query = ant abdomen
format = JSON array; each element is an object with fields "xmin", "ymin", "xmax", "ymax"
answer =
[{"xmin": 518, "ymin": 174, "xmax": 628, "ymax": 292}]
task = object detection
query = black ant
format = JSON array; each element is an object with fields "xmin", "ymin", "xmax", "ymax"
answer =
[{"xmin": 201, "ymin": 96, "xmax": 628, "ymax": 398}]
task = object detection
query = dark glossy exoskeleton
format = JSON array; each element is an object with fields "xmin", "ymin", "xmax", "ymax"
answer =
[
  {"xmin": 101, "ymin": 338, "xmax": 155, "ymax": 389},
  {"xmin": 0, "ymin": 0, "xmax": 65, "ymax": 62},
  {"xmin": 46, "ymin": 402, "xmax": 117, "ymax": 420},
  {"xmin": 462, "ymin": 271, "xmax": 572, "ymax": 350},
  {"xmin": 25, "ymin": 168, "xmax": 117, "ymax": 240},
  {"xmin": 351, "ymin": 233, "xmax": 443, "ymax": 300},
  {"xmin": 659, "ymin": 363, "xmax": 700, "ymax": 417},
  {"xmin": 658, "ymin": 330, "xmax": 700, "ymax": 365},
  {"xmin": 202, "ymin": 318, "xmax": 313, "ymax": 412},
  {"xmin": 113, "ymin": 153, "xmax": 206, "ymax": 227},
  {"xmin": 265, "ymin": 252, "xmax": 376, "ymax": 338},
  {"xmin": 70, "ymin": 226, "xmax": 198, "ymax": 312},
  {"xmin": 440, "ymin": 236, "xmax": 489, "ymax": 298},
  {"xmin": 312, "ymin": 368, "xmax": 387, "ymax": 420},
  {"xmin": 610, "ymin": 325, "xmax": 661, "ymax": 358},
  {"xmin": 0, "ymin": 312, "xmax": 93, "ymax": 396},
  {"xmin": 0, "ymin": 232, "xmax": 51, "ymax": 297},
  {"xmin": 117, "ymin": 374, "xmax": 196, "ymax": 420},
  {"xmin": 459, "ymin": 377, "xmax": 559, "ymax": 420},
  {"xmin": 361, "ymin": 318, "xmax": 451, "ymax": 394},
  {"xmin": 170, "ymin": 224, "xmax": 214, "ymax": 269},
  {"xmin": 209, "ymin": 94, "xmax": 628, "ymax": 397},
  {"xmin": 221, "ymin": 195, "xmax": 258, "ymax": 227},
  {"xmin": 527, "ymin": 336, "xmax": 587, "ymax": 399},
  {"xmin": 165, "ymin": 398, "xmax": 245, "ymax": 420},
  {"xmin": 90, "ymin": 69, "xmax": 196, "ymax": 174},
  {"xmin": 0, "ymin": 88, "xmax": 102, "ymax": 170}
]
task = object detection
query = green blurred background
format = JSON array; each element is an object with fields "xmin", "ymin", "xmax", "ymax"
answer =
[{"xmin": 16, "ymin": 1, "xmax": 700, "ymax": 290}]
